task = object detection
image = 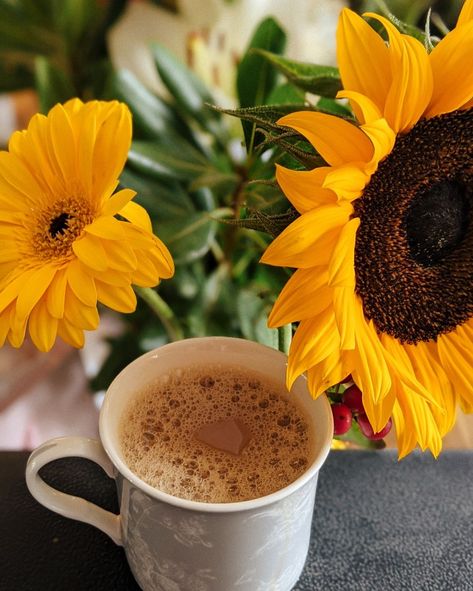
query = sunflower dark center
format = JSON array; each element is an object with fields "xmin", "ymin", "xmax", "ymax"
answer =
[
  {"xmin": 49, "ymin": 212, "xmax": 72, "ymax": 238},
  {"xmin": 354, "ymin": 107, "xmax": 473, "ymax": 344},
  {"xmin": 405, "ymin": 180, "xmax": 470, "ymax": 266}
]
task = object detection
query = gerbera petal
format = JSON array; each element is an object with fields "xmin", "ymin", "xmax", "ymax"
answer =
[
  {"xmin": 102, "ymin": 188, "xmax": 136, "ymax": 217},
  {"xmin": 336, "ymin": 9, "xmax": 391, "ymax": 115},
  {"xmin": 351, "ymin": 298, "xmax": 392, "ymax": 404},
  {"xmin": 63, "ymin": 287, "xmax": 99, "ymax": 331},
  {"xmin": 92, "ymin": 102, "xmax": 132, "ymax": 202},
  {"xmin": 0, "ymin": 306, "xmax": 11, "ymax": 347},
  {"xmin": 287, "ymin": 309, "xmax": 340, "ymax": 389},
  {"xmin": 147, "ymin": 237, "xmax": 175, "ymax": 279},
  {"xmin": 48, "ymin": 103, "xmax": 77, "ymax": 184},
  {"xmin": 73, "ymin": 234, "xmax": 109, "ymax": 271},
  {"xmin": 0, "ymin": 152, "xmax": 46, "ymax": 207},
  {"xmin": 0, "ymin": 270, "xmax": 35, "ymax": 313},
  {"xmin": 85, "ymin": 216, "xmax": 126, "ymax": 241},
  {"xmin": 426, "ymin": 20, "xmax": 473, "ymax": 117},
  {"xmin": 91, "ymin": 268, "xmax": 132, "ymax": 287},
  {"xmin": 131, "ymin": 252, "xmax": 161, "ymax": 287},
  {"xmin": 46, "ymin": 268, "xmax": 68, "ymax": 319},
  {"xmin": 96, "ymin": 281, "xmax": 137, "ymax": 313},
  {"xmin": 66, "ymin": 259, "xmax": 97, "ymax": 307},
  {"xmin": 278, "ymin": 111, "xmax": 373, "ymax": 166},
  {"xmin": 28, "ymin": 299, "xmax": 58, "ymax": 352},
  {"xmin": 8, "ymin": 304, "xmax": 27, "ymax": 348},
  {"xmin": 119, "ymin": 200, "xmax": 153, "ymax": 232},
  {"xmin": 57, "ymin": 318, "xmax": 85, "ymax": 349},
  {"xmin": 268, "ymin": 268, "xmax": 331, "ymax": 327},
  {"xmin": 275, "ymin": 165, "xmax": 335, "ymax": 214},
  {"xmin": 16, "ymin": 265, "xmax": 57, "ymax": 320},
  {"xmin": 261, "ymin": 203, "xmax": 352, "ymax": 268},
  {"xmin": 101, "ymin": 238, "xmax": 138, "ymax": 272}
]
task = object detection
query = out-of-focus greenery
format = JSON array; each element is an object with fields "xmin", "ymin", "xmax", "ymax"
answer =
[{"xmin": 0, "ymin": 0, "xmax": 457, "ymax": 394}]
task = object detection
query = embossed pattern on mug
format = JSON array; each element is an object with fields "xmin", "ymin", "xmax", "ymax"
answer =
[{"xmin": 119, "ymin": 365, "xmax": 314, "ymax": 502}]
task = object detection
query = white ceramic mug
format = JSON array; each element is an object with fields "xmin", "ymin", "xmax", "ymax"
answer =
[{"xmin": 26, "ymin": 337, "xmax": 333, "ymax": 591}]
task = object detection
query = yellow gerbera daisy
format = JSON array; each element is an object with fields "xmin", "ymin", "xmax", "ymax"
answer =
[
  {"xmin": 0, "ymin": 99, "xmax": 174, "ymax": 352},
  {"xmin": 262, "ymin": 0, "xmax": 473, "ymax": 458}
]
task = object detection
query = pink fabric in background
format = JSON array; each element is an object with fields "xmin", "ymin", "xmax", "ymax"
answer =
[{"xmin": 0, "ymin": 341, "xmax": 99, "ymax": 450}]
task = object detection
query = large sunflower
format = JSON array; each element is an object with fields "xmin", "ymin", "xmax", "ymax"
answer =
[
  {"xmin": 262, "ymin": 1, "xmax": 473, "ymax": 457},
  {"xmin": 0, "ymin": 99, "xmax": 174, "ymax": 352}
]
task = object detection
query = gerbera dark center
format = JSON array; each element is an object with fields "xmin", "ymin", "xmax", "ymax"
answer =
[
  {"xmin": 49, "ymin": 213, "xmax": 72, "ymax": 238},
  {"xmin": 405, "ymin": 180, "xmax": 470, "ymax": 266},
  {"xmin": 354, "ymin": 107, "xmax": 473, "ymax": 344}
]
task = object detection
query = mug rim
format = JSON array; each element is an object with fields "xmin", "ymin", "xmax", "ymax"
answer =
[{"xmin": 100, "ymin": 336, "xmax": 333, "ymax": 514}]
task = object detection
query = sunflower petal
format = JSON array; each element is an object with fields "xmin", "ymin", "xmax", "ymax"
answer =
[
  {"xmin": 278, "ymin": 111, "xmax": 373, "ymax": 166},
  {"xmin": 336, "ymin": 90, "xmax": 382, "ymax": 125},
  {"xmin": 426, "ymin": 20, "xmax": 473, "ymax": 117},
  {"xmin": 437, "ymin": 331, "xmax": 473, "ymax": 413},
  {"xmin": 328, "ymin": 217, "xmax": 359, "ymax": 287},
  {"xmin": 287, "ymin": 309, "xmax": 340, "ymax": 389},
  {"xmin": 457, "ymin": 0, "xmax": 473, "ymax": 28},
  {"xmin": 365, "ymin": 14, "xmax": 433, "ymax": 132},
  {"xmin": 307, "ymin": 350, "xmax": 354, "ymax": 398},
  {"xmin": 322, "ymin": 165, "xmax": 368, "ymax": 201},
  {"xmin": 337, "ymin": 9, "xmax": 391, "ymax": 115},
  {"xmin": 332, "ymin": 287, "xmax": 356, "ymax": 351},
  {"xmin": 352, "ymin": 298, "xmax": 392, "ymax": 403},
  {"xmin": 261, "ymin": 204, "xmax": 352, "ymax": 268},
  {"xmin": 268, "ymin": 268, "xmax": 331, "ymax": 327},
  {"xmin": 275, "ymin": 164, "xmax": 335, "ymax": 214}
]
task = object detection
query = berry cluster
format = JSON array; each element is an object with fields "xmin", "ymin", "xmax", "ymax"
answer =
[{"xmin": 330, "ymin": 378, "xmax": 392, "ymax": 442}]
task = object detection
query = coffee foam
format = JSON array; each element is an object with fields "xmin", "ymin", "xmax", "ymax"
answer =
[{"xmin": 119, "ymin": 364, "xmax": 314, "ymax": 503}]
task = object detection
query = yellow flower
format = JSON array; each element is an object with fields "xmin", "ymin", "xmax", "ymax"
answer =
[
  {"xmin": 0, "ymin": 99, "xmax": 174, "ymax": 352},
  {"xmin": 262, "ymin": 0, "xmax": 473, "ymax": 458}
]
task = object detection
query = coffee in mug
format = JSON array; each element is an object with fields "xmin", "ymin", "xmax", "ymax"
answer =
[{"xmin": 119, "ymin": 364, "xmax": 314, "ymax": 502}]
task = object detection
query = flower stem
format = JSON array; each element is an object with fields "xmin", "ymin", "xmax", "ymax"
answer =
[
  {"xmin": 278, "ymin": 323, "xmax": 292, "ymax": 355},
  {"xmin": 135, "ymin": 287, "xmax": 184, "ymax": 342}
]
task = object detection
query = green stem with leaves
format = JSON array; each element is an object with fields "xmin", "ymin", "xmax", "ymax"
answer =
[{"xmin": 135, "ymin": 286, "xmax": 184, "ymax": 342}]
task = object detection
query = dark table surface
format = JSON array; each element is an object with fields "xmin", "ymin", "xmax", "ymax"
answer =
[{"xmin": 1, "ymin": 449, "xmax": 472, "ymax": 591}]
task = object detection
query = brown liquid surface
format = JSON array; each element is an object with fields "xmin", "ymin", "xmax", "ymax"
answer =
[{"xmin": 119, "ymin": 365, "xmax": 314, "ymax": 503}]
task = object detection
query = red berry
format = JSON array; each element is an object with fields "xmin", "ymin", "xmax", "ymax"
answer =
[
  {"xmin": 331, "ymin": 403, "xmax": 353, "ymax": 435},
  {"xmin": 342, "ymin": 384, "xmax": 364, "ymax": 414},
  {"xmin": 357, "ymin": 414, "xmax": 392, "ymax": 440}
]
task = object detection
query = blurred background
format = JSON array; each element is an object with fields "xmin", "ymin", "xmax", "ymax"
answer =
[{"xmin": 0, "ymin": 0, "xmax": 471, "ymax": 451}]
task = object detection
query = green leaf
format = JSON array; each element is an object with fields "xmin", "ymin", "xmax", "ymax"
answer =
[
  {"xmin": 104, "ymin": 69, "xmax": 187, "ymax": 139},
  {"xmin": 237, "ymin": 18, "xmax": 287, "ymax": 108},
  {"xmin": 236, "ymin": 17, "xmax": 286, "ymax": 151},
  {"xmin": 224, "ymin": 208, "xmax": 299, "ymax": 238},
  {"xmin": 150, "ymin": 42, "xmax": 223, "ymax": 136},
  {"xmin": 128, "ymin": 138, "xmax": 209, "ymax": 182},
  {"xmin": 34, "ymin": 55, "xmax": 75, "ymax": 113},
  {"xmin": 254, "ymin": 50, "xmax": 342, "ymax": 98},
  {"xmin": 158, "ymin": 211, "xmax": 218, "ymax": 265},
  {"xmin": 266, "ymin": 82, "xmax": 305, "ymax": 105},
  {"xmin": 237, "ymin": 290, "xmax": 278, "ymax": 348}
]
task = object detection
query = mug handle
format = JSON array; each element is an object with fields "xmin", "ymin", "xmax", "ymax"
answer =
[{"xmin": 25, "ymin": 436, "xmax": 122, "ymax": 545}]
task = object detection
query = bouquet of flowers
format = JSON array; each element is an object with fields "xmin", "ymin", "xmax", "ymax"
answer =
[{"xmin": 0, "ymin": 0, "xmax": 471, "ymax": 458}]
